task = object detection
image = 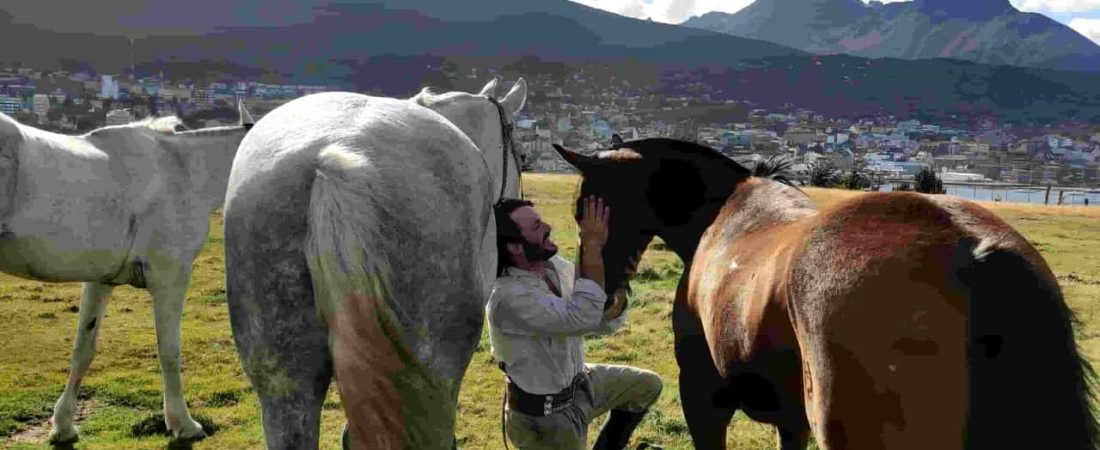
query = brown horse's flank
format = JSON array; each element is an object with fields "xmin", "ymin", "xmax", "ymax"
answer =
[
  {"xmin": 789, "ymin": 193, "xmax": 977, "ymax": 448},
  {"xmin": 558, "ymin": 137, "xmax": 1098, "ymax": 449}
]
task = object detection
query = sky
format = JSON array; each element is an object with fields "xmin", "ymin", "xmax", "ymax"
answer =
[{"xmin": 566, "ymin": 0, "xmax": 1100, "ymax": 44}]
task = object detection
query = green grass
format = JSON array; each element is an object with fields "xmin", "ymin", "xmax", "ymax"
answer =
[{"xmin": 1, "ymin": 174, "xmax": 1098, "ymax": 449}]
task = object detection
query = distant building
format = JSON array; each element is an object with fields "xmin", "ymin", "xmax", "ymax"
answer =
[
  {"xmin": 556, "ymin": 115, "xmax": 572, "ymax": 132},
  {"xmin": 194, "ymin": 88, "xmax": 214, "ymax": 105},
  {"xmin": 33, "ymin": 94, "xmax": 49, "ymax": 119},
  {"xmin": 160, "ymin": 86, "xmax": 192, "ymax": 102},
  {"xmin": 897, "ymin": 120, "xmax": 921, "ymax": 134},
  {"xmin": 784, "ymin": 128, "xmax": 817, "ymax": 146},
  {"xmin": 106, "ymin": 108, "xmax": 134, "ymax": 125},
  {"xmin": 0, "ymin": 96, "xmax": 22, "ymax": 115},
  {"xmin": 100, "ymin": 75, "xmax": 119, "ymax": 99}
]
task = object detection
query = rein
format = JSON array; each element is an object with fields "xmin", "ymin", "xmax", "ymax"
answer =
[
  {"xmin": 488, "ymin": 97, "xmax": 524, "ymax": 206},
  {"xmin": 487, "ymin": 96, "xmax": 524, "ymax": 450}
]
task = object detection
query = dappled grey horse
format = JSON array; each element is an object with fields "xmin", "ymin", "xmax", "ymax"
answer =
[
  {"xmin": 223, "ymin": 78, "xmax": 526, "ymax": 449},
  {"xmin": 0, "ymin": 103, "xmax": 255, "ymax": 443}
]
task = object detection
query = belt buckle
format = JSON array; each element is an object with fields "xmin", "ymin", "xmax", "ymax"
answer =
[{"xmin": 543, "ymin": 395, "xmax": 553, "ymax": 416}]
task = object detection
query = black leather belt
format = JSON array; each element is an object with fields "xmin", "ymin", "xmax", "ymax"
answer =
[{"xmin": 505, "ymin": 371, "xmax": 588, "ymax": 417}]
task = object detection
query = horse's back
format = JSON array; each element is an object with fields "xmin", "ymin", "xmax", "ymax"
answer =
[{"xmin": 226, "ymin": 91, "xmax": 487, "ymax": 211}]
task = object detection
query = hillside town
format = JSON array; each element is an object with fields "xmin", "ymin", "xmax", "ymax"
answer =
[{"xmin": 3, "ymin": 63, "xmax": 1099, "ymax": 188}]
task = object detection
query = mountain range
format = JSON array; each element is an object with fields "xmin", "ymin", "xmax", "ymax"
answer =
[
  {"xmin": 0, "ymin": 0, "xmax": 800, "ymax": 84},
  {"xmin": 682, "ymin": 0, "xmax": 1100, "ymax": 72},
  {"xmin": 4, "ymin": 0, "xmax": 1100, "ymax": 125}
]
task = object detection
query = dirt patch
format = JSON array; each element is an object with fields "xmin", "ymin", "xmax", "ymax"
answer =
[
  {"xmin": 7, "ymin": 399, "xmax": 97, "ymax": 445},
  {"xmin": 1059, "ymin": 273, "xmax": 1100, "ymax": 286}
]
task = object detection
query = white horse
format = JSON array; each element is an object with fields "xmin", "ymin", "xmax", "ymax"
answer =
[
  {"xmin": 222, "ymin": 77, "xmax": 526, "ymax": 449},
  {"xmin": 0, "ymin": 103, "xmax": 255, "ymax": 444}
]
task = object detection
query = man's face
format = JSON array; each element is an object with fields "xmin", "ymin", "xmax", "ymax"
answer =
[{"xmin": 508, "ymin": 206, "xmax": 558, "ymax": 262}]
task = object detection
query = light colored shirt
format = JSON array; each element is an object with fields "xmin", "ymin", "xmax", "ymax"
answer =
[{"xmin": 487, "ymin": 255, "xmax": 627, "ymax": 395}]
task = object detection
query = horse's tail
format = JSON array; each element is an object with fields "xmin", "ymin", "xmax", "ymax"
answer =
[
  {"xmin": 963, "ymin": 246, "xmax": 1099, "ymax": 449},
  {"xmin": 303, "ymin": 145, "xmax": 412, "ymax": 450}
]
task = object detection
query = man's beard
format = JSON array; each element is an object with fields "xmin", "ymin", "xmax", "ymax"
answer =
[{"xmin": 522, "ymin": 234, "xmax": 557, "ymax": 262}]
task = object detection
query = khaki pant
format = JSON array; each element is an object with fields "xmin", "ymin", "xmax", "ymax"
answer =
[{"xmin": 505, "ymin": 364, "xmax": 663, "ymax": 450}]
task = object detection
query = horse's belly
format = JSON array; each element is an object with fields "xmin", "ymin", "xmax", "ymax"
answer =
[
  {"xmin": 0, "ymin": 238, "xmax": 126, "ymax": 282},
  {"xmin": 0, "ymin": 222, "xmax": 128, "ymax": 282}
]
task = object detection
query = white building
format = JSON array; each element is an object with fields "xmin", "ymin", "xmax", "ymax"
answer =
[
  {"xmin": 33, "ymin": 94, "xmax": 50, "ymax": 119},
  {"xmin": 0, "ymin": 96, "xmax": 22, "ymax": 115},
  {"xmin": 105, "ymin": 108, "xmax": 134, "ymax": 125},
  {"xmin": 100, "ymin": 75, "xmax": 119, "ymax": 99}
]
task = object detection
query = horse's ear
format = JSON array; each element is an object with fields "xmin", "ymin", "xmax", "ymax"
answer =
[
  {"xmin": 501, "ymin": 78, "xmax": 527, "ymax": 116},
  {"xmin": 553, "ymin": 143, "xmax": 598, "ymax": 171},
  {"xmin": 238, "ymin": 100, "xmax": 255, "ymax": 130},
  {"xmin": 478, "ymin": 76, "xmax": 502, "ymax": 98},
  {"xmin": 611, "ymin": 134, "xmax": 624, "ymax": 146}
]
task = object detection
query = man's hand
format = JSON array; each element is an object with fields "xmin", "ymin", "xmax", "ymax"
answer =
[
  {"xmin": 577, "ymin": 195, "xmax": 610, "ymax": 249},
  {"xmin": 577, "ymin": 195, "xmax": 610, "ymax": 291}
]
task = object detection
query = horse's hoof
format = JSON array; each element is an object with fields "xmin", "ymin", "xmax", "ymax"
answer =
[
  {"xmin": 47, "ymin": 426, "xmax": 79, "ymax": 445},
  {"xmin": 171, "ymin": 421, "xmax": 207, "ymax": 442}
]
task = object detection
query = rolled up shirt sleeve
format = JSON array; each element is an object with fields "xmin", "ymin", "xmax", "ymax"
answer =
[{"xmin": 493, "ymin": 277, "xmax": 609, "ymax": 337}]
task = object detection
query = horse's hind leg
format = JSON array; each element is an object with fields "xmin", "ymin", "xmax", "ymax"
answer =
[
  {"xmin": 49, "ymin": 282, "xmax": 113, "ymax": 444},
  {"xmin": 226, "ymin": 241, "xmax": 332, "ymax": 449},
  {"xmin": 776, "ymin": 423, "xmax": 810, "ymax": 450},
  {"xmin": 800, "ymin": 278, "xmax": 967, "ymax": 450}
]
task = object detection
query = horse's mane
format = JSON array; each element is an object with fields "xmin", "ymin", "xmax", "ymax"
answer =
[
  {"xmin": 752, "ymin": 154, "xmax": 801, "ymax": 189},
  {"xmin": 605, "ymin": 138, "xmax": 804, "ymax": 191},
  {"xmin": 85, "ymin": 115, "xmax": 187, "ymax": 138},
  {"xmin": 411, "ymin": 87, "xmax": 472, "ymax": 108},
  {"xmin": 136, "ymin": 116, "xmax": 188, "ymax": 134},
  {"xmin": 603, "ymin": 138, "xmax": 752, "ymax": 176}
]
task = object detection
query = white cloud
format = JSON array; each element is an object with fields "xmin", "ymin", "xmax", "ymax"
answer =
[
  {"xmin": 1069, "ymin": 17, "xmax": 1100, "ymax": 43},
  {"xmin": 1012, "ymin": 0, "xmax": 1100, "ymax": 13},
  {"xmin": 665, "ymin": 0, "xmax": 697, "ymax": 23},
  {"xmin": 569, "ymin": 0, "xmax": 1100, "ymax": 23},
  {"xmin": 618, "ymin": 0, "xmax": 647, "ymax": 18},
  {"xmin": 568, "ymin": 0, "xmax": 754, "ymax": 23}
]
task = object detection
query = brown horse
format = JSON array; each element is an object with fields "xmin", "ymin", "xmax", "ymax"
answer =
[{"xmin": 553, "ymin": 137, "xmax": 1098, "ymax": 449}]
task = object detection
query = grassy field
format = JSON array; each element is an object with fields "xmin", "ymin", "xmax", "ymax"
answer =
[{"xmin": 1, "ymin": 173, "xmax": 1099, "ymax": 449}]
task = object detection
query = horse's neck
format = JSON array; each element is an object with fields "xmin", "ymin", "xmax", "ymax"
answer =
[
  {"xmin": 420, "ymin": 99, "xmax": 518, "ymax": 201},
  {"xmin": 658, "ymin": 200, "xmax": 733, "ymax": 264},
  {"xmin": 161, "ymin": 127, "xmax": 247, "ymax": 207},
  {"xmin": 716, "ymin": 178, "xmax": 817, "ymax": 241}
]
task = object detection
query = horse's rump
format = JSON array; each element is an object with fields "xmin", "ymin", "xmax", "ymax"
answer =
[
  {"xmin": 301, "ymin": 108, "xmax": 493, "ymax": 449},
  {"xmin": 0, "ymin": 115, "xmax": 20, "ymax": 219},
  {"xmin": 789, "ymin": 192, "xmax": 1097, "ymax": 449}
]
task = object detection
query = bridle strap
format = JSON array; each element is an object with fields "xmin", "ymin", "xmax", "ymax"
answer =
[{"xmin": 488, "ymin": 97, "xmax": 524, "ymax": 206}]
